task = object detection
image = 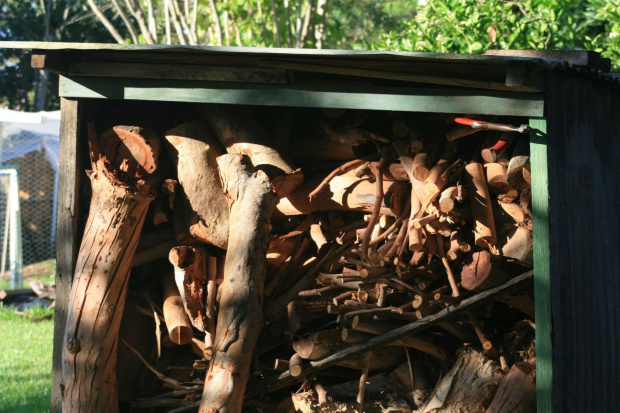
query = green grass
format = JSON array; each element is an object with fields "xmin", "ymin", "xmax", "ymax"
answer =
[{"xmin": 0, "ymin": 304, "xmax": 54, "ymax": 413}]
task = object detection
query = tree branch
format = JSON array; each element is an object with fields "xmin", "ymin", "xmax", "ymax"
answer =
[
  {"xmin": 124, "ymin": 0, "xmax": 155, "ymax": 43},
  {"xmin": 110, "ymin": 0, "xmax": 139, "ymax": 44},
  {"xmin": 208, "ymin": 0, "xmax": 223, "ymax": 46},
  {"xmin": 86, "ymin": 0, "xmax": 126, "ymax": 44},
  {"xmin": 271, "ymin": 0, "xmax": 282, "ymax": 47},
  {"xmin": 167, "ymin": 0, "xmax": 188, "ymax": 44}
]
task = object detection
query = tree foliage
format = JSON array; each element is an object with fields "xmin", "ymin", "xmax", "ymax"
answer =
[
  {"xmin": 373, "ymin": 0, "xmax": 620, "ymax": 69},
  {"xmin": 2, "ymin": 0, "xmax": 620, "ymax": 111},
  {"xmin": 82, "ymin": 0, "xmax": 415, "ymax": 49},
  {"xmin": 0, "ymin": 1, "xmax": 109, "ymax": 110}
]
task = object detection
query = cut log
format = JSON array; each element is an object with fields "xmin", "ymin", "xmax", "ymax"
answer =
[
  {"xmin": 162, "ymin": 270, "xmax": 194, "ymax": 345},
  {"xmin": 485, "ymin": 362, "xmax": 536, "ymax": 413},
  {"xmin": 255, "ymin": 270, "xmax": 533, "ymax": 394},
  {"xmin": 164, "ymin": 119, "xmax": 229, "ymax": 249},
  {"xmin": 62, "ymin": 124, "xmax": 159, "ymax": 413},
  {"xmin": 461, "ymin": 250, "xmax": 511, "ymax": 292},
  {"xmin": 276, "ymin": 174, "xmax": 409, "ymax": 217},
  {"xmin": 465, "ymin": 162, "xmax": 497, "ymax": 248},
  {"xmin": 416, "ymin": 349, "xmax": 500, "ymax": 413},
  {"xmin": 169, "ymin": 246, "xmax": 208, "ymax": 332},
  {"xmin": 351, "ymin": 316, "xmax": 448, "ymax": 360},
  {"xmin": 289, "ymin": 353, "xmax": 304, "ymax": 377},
  {"xmin": 195, "ymin": 104, "xmax": 303, "ymax": 198},
  {"xmin": 484, "ymin": 163, "xmax": 518, "ymax": 201},
  {"xmin": 198, "ymin": 154, "xmax": 278, "ymax": 413}
]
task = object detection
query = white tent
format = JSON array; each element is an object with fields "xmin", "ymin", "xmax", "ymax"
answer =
[{"xmin": 0, "ymin": 108, "xmax": 61, "ymax": 288}]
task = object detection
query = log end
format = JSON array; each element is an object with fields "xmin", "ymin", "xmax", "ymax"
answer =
[
  {"xmin": 169, "ymin": 325, "xmax": 194, "ymax": 345},
  {"xmin": 461, "ymin": 250, "xmax": 492, "ymax": 291},
  {"xmin": 100, "ymin": 125, "xmax": 160, "ymax": 176}
]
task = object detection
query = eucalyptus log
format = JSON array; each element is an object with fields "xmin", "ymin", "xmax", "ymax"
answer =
[
  {"xmin": 169, "ymin": 246, "xmax": 208, "ymax": 332},
  {"xmin": 195, "ymin": 104, "xmax": 303, "ymax": 198},
  {"xmin": 199, "ymin": 154, "xmax": 278, "ymax": 413},
  {"xmin": 276, "ymin": 174, "xmax": 409, "ymax": 217},
  {"xmin": 62, "ymin": 124, "xmax": 159, "ymax": 413},
  {"xmin": 165, "ymin": 119, "xmax": 229, "ymax": 248},
  {"xmin": 162, "ymin": 271, "xmax": 194, "ymax": 345}
]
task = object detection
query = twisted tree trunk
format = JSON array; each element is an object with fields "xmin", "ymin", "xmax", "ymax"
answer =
[
  {"xmin": 62, "ymin": 125, "xmax": 159, "ymax": 412},
  {"xmin": 199, "ymin": 154, "xmax": 278, "ymax": 413}
]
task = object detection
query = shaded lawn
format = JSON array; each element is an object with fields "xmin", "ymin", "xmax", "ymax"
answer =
[{"xmin": 0, "ymin": 304, "xmax": 54, "ymax": 413}]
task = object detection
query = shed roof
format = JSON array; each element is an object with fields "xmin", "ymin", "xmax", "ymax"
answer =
[{"xmin": 1, "ymin": 41, "xmax": 613, "ymax": 93}]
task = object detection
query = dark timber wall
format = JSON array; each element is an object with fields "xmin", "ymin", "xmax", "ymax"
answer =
[{"xmin": 546, "ymin": 73, "xmax": 620, "ymax": 412}]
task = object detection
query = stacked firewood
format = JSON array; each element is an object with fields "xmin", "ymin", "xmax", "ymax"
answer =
[{"xmin": 62, "ymin": 104, "xmax": 536, "ymax": 413}]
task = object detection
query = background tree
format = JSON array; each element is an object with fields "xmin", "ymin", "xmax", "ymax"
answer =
[
  {"xmin": 373, "ymin": 0, "xmax": 620, "ymax": 69},
  {"xmin": 0, "ymin": 1, "xmax": 110, "ymax": 110},
  {"xmin": 83, "ymin": 0, "xmax": 416, "ymax": 48},
  {"xmin": 2, "ymin": 0, "xmax": 620, "ymax": 111}
]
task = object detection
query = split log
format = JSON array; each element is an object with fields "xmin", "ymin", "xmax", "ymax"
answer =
[
  {"xmin": 164, "ymin": 120, "xmax": 229, "ymax": 249},
  {"xmin": 416, "ymin": 349, "xmax": 500, "ymax": 413},
  {"xmin": 198, "ymin": 154, "xmax": 278, "ymax": 413},
  {"xmin": 485, "ymin": 163, "xmax": 518, "ymax": 202},
  {"xmin": 506, "ymin": 136, "xmax": 530, "ymax": 191},
  {"xmin": 465, "ymin": 162, "xmax": 497, "ymax": 248},
  {"xmin": 195, "ymin": 104, "xmax": 303, "ymax": 198},
  {"xmin": 276, "ymin": 174, "xmax": 409, "ymax": 217},
  {"xmin": 485, "ymin": 362, "xmax": 536, "ymax": 413},
  {"xmin": 62, "ymin": 124, "xmax": 159, "ymax": 413},
  {"xmin": 162, "ymin": 271, "xmax": 194, "ymax": 345},
  {"xmin": 169, "ymin": 246, "xmax": 208, "ymax": 332}
]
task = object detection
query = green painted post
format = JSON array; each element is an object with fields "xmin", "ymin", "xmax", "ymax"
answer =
[{"xmin": 529, "ymin": 118, "xmax": 552, "ymax": 412}]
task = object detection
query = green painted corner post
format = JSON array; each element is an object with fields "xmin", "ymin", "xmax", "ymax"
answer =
[{"xmin": 529, "ymin": 118, "xmax": 552, "ymax": 412}]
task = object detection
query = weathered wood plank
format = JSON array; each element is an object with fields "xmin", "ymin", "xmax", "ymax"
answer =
[
  {"xmin": 59, "ymin": 76, "xmax": 544, "ymax": 117},
  {"xmin": 51, "ymin": 98, "xmax": 84, "ymax": 413},
  {"xmin": 529, "ymin": 118, "xmax": 552, "ymax": 413},
  {"xmin": 31, "ymin": 52, "xmax": 66, "ymax": 74},
  {"xmin": 68, "ymin": 61, "xmax": 286, "ymax": 83},
  {"xmin": 546, "ymin": 75, "xmax": 620, "ymax": 412},
  {"xmin": 263, "ymin": 59, "xmax": 542, "ymax": 92}
]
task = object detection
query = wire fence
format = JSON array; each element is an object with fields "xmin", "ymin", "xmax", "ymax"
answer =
[{"xmin": 0, "ymin": 127, "xmax": 59, "ymax": 286}]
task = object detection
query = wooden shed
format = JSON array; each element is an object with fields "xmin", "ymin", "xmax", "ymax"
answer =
[{"xmin": 1, "ymin": 42, "xmax": 619, "ymax": 413}]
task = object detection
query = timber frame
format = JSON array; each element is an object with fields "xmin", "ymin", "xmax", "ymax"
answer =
[{"xmin": 2, "ymin": 41, "xmax": 618, "ymax": 413}]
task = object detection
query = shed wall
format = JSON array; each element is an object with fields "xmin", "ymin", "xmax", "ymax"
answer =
[{"xmin": 546, "ymin": 73, "xmax": 620, "ymax": 411}]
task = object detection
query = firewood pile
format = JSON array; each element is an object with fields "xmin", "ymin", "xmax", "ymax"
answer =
[{"xmin": 62, "ymin": 104, "xmax": 536, "ymax": 413}]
